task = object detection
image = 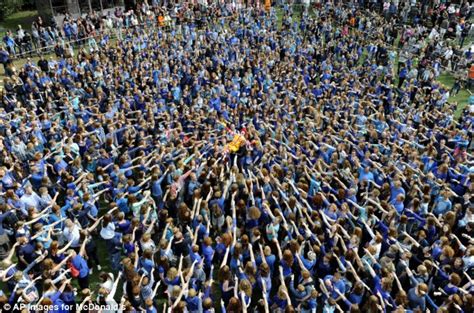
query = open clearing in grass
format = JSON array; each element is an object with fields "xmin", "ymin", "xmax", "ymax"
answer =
[{"xmin": 0, "ymin": 10, "xmax": 39, "ymax": 32}]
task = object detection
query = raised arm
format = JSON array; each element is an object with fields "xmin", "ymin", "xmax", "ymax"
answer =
[
  {"xmin": 151, "ymin": 280, "xmax": 162, "ymax": 299},
  {"xmin": 133, "ymin": 243, "xmax": 140, "ymax": 269},
  {"xmin": 87, "ymin": 215, "xmax": 104, "ymax": 233},
  {"xmin": 3, "ymin": 242, "xmax": 19, "ymax": 264},
  {"xmin": 172, "ymin": 261, "xmax": 197, "ymax": 308},
  {"xmin": 220, "ymin": 246, "xmax": 230, "ymax": 268},
  {"xmin": 107, "ymin": 271, "xmax": 122, "ymax": 301},
  {"xmin": 273, "ymin": 238, "xmax": 283, "ymax": 259},
  {"xmin": 51, "ymin": 255, "xmax": 72, "ymax": 274},
  {"xmin": 78, "ymin": 237, "xmax": 88, "ymax": 257}
]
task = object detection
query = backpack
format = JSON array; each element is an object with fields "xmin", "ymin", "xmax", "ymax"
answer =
[{"xmin": 67, "ymin": 260, "xmax": 80, "ymax": 278}]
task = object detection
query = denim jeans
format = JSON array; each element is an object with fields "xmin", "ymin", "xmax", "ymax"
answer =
[{"xmin": 110, "ymin": 252, "xmax": 122, "ymax": 271}]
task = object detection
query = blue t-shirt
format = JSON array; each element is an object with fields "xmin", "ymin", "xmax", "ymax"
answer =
[
  {"xmin": 72, "ymin": 255, "xmax": 89, "ymax": 278},
  {"xmin": 280, "ymin": 259, "xmax": 292, "ymax": 276}
]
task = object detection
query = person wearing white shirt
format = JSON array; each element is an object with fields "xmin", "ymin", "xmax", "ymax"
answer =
[
  {"xmin": 17, "ymin": 25, "xmax": 25, "ymax": 41},
  {"xmin": 462, "ymin": 247, "xmax": 474, "ymax": 272},
  {"xmin": 443, "ymin": 47, "xmax": 453, "ymax": 67},
  {"xmin": 302, "ymin": 0, "xmax": 310, "ymax": 13},
  {"xmin": 100, "ymin": 215, "xmax": 116, "ymax": 240},
  {"xmin": 20, "ymin": 185, "xmax": 42, "ymax": 210},
  {"xmin": 63, "ymin": 219, "xmax": 81, "ymax": 248},
  {"xmin": 99, "ymin": 272, "xmax": 114, "ymax": 293},
  {"xmin": 447, "ymin": 4, "xmax": 456, "ymax": 16}
]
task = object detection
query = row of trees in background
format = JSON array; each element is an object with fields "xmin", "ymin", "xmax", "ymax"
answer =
[{"xmin": 0, "ymin": 0, "xmax": 35, "ymax": 22}]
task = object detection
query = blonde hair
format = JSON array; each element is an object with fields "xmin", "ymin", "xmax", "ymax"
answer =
[
  {"xmin": 171, "ymin": 285, "xmax": 181, "ymax": 298},
  {"xmin": 277, "ymin": 285, "xmax": 287, "ymax": 299},
  {"xmin": 248, "ymin": 206, "xmax": 261, "ymax": 220},
  {"xmin": 239, "ymin": 279, "xmax": 252, "ymax": 297}
]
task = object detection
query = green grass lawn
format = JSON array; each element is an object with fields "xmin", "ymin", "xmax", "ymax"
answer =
[
  {"xmin": 0, "ymin": 10, "xmax": 38, "ymax": 32},
  {"xmin": 437, "ymin": 72, "xmax": 472, "ymax": 116}
]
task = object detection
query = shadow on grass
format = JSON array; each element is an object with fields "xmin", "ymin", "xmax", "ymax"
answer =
[
  {"xmin": 0, "ymin": 10, "xmax": 38, "ymax": 32},
  {"xmin": 437, "ymin": 72, "xmax": 473, "ymax": 117}
]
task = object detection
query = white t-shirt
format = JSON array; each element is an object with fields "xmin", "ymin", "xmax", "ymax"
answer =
[
  {"xmin": 101, "ymin": 276, "xmax": 114, "ymax": 292},
  {"xmin": 63, "ymin": 225, "xmax": 81, "ymax": 248},
  {"xmin": 100, "ymin": 222, "xmax": 116, "ymax": 240}
]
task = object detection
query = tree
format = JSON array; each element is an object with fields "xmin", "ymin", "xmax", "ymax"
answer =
[{"xmin": 0, "ymin": 0, "xmax": 34, "ymax": 22}]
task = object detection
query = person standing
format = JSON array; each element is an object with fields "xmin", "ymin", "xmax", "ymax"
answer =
[
  {"xmin": 68, "ymin": 239, "xmax": 90, "ymax": 289},
  {"xmin": 0, "ymin": 47, "xmax": 10, "ymax": 73},
  {"xmin": 460, "ymin": 22, "xmax": 471, "ymax": 47},
  {"xmin": 398, "ymin": 64, "xmax": 408, "ymax": 88}
]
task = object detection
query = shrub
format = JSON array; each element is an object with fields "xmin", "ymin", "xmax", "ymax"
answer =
[{"xmin": 0, "ymin": 0, "xmax": 28, "ymax": 22}]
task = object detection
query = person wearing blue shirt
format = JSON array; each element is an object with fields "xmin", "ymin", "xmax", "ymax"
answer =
[
  {"xmin": 145, "ymin": 298, "xmax": 158, "ymax": 313},
  {"xmin": 139, "ymin": 250, "xmax": 155, "ymax": 275},
  {"xmin": 69, "ymin": 247, "xmax": 89, "ymax": 289},
  {"xmin": 323, "ymin": 273, "xmax": 346, "ymax": 300},
  {"xmin": 0, "ymin": 169, "xmax": 15, "ymax": 190},
  {"xmin": 390, "ymin": 180, "xmax": 405, "ymax": 202},
  {"xmin": 201, "ymin": 237, "xmax": 215, "ymax": 272},
  {"xmin": 299, "ymin": 251, "xmax": 316, "ymax": 273},
  {"xmin": 190, "ymin": 245, "xmax": 203, "ymax": 264},
  {"xmin": 185, "ymin": 289, "xmax": 202, "ymax": 313},
  {"xmin": 390, "ymin": 194, "xmax": 405, "ymax": 215},
  {"xmin": 433, "ymin": 191, "xmax": 452, "ymax": 216},
  {"xmin": 407, "ymin": 283, "xmax": 428, "ymax": 311},
  {"xmin": 115, "ymin": 194, "xmax": 129, "ymax": 214},
  {"xmin": 398, "ymin": 65, "xmax": 408, "ymax": 88},
  {"xmin": 256, "ymin": 246, "xmax": 276, "ymax": 274},
  {"xmin": 359, "ymin": 165, "xmax": 375, "ymax": 182},
  {"xmin": 186, "ymin": 173, "xmax": 201, "ymax": 202},
  {"xmin": 150, "ymin": 172, "xmax": 167, "ymax": 201}
]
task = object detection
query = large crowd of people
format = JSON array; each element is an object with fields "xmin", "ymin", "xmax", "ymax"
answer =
[
  {"xmin": 1, "ymin": 2, "xmax": 230, "ymax": 59},
  {"xmin": 0, "ymin": 1, "xmax": 473, "ymax": 312}
]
